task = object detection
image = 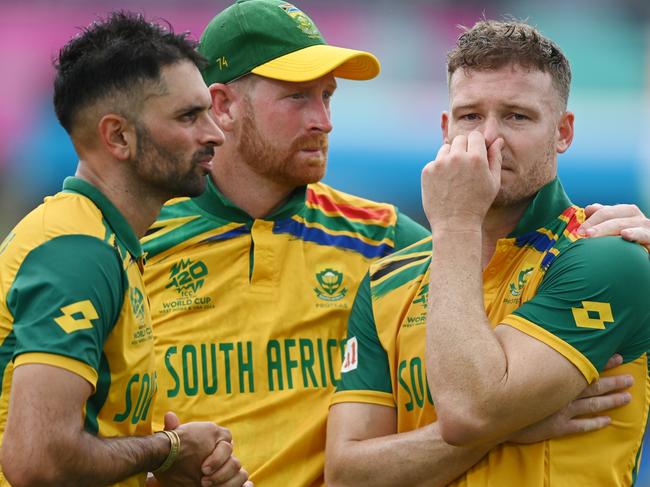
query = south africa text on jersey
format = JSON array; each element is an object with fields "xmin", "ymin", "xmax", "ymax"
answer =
[{"xmin": 162, "ymin": 338, "xmax": 346, "ymax": 396}]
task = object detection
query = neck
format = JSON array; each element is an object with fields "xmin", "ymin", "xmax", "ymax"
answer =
[
  {"xmin": 210, "ymin": 149, "xmax": 297, "ymax": 219},
  {"xmin": 480, "ymin": 197, "xmax": 532, "ymax": 268},
  {"xmin": 75, "ymin": 160, "xmax": 166, "ymax": 238}
]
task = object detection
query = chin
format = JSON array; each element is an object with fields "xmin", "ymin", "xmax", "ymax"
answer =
[{"xmin": 170, "ymin": 176, "xmax": 208, "ymax": 199}]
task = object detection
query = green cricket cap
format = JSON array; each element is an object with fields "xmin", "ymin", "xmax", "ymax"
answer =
[{"xmin": 199, "ymin": 0, "xmax": 380, "ymax": 84}]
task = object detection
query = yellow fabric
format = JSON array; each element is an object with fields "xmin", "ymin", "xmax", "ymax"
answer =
[
  {"xmin": 343, "ymin": 232, "xmax": 648, "ymax": 486},
  {"xmin": 502, "ymin": 314, "xmax": 599, "ymax": 384},
  {"xmin": 145, "ymin": 185, "xmax": 411, "ymax": 487},
  {"xmin": 14, "ymin": 352, "xmax": 99, "ymax": 388},
  {"xmin": 0, "ymin": 191, "xmax": 155, "ymax": 487}
]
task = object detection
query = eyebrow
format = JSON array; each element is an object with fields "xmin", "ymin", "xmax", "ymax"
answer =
[
  {"xmin": 452, "ymin": 102, "xmax": 539, "ymax": 113},
  {"xmin": 172, "ymin": 103, "xmax": 211, "ymax": 116}
]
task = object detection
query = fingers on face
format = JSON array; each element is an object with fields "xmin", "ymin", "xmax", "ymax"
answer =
[
  {"xmin": 436, "ymin": 142, "xmax": 451, "ymax": 160},
  {"xmin": 449, "ymin": 133, "xmax": 469, "ymax": 154},
  {"xmin": 467, "ymin": 131, "xmax": 488, "ymax": 157}
]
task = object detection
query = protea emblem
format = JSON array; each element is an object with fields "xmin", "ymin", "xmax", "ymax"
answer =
[
  {"xmin": 509, "ymin": 268, "xmax": 534, "ymax": 297},
  {"xmin": 314, "ymin": 268, "xmax": 348, "ymax": 301}
]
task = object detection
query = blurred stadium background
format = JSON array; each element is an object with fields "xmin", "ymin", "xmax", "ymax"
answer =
[{"xmin": 1, "ymin": 0, "xmax": 648, "ymax": 483}]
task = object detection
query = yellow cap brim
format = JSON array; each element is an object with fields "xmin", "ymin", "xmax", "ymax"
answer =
[{"xmin": 251, "ymin": 44, "xmax": 380, "ymax": 82}]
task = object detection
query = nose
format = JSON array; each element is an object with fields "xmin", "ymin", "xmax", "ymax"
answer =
[
  {"xmin": 308, "ymin": 98, "xmax": 333, "ymax": 134},
  {"xmin": 201, "ymin": 112, "xmax": 225, "ymax": 147},
  {"xmin": 480, "ymin": 116, "xmax": 501, "ymax": 147}
]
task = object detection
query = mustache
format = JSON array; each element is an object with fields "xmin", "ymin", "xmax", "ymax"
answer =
[
  {"xmin": 191, "ymin": 146, "xmax": 216, "ymax": 163},
  {"xmin": 292, "ymin": 134, "xmax": 329, "ymax": 152}
]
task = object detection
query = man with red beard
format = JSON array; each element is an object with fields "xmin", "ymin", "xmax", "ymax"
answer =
[
  {"xmin": 141, "ymin": 3, "xmax": 429, "ymax": 486},
  {"xmin": 142, "ymin": 2, "xmax": 650, "ymax": 486}
]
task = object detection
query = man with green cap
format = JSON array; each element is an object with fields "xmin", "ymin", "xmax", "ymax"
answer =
[
  {"xmin": 141, "ymin": 1, "xmax": 650, "ymax": 485},
  {"xmin": 142, "ymin": 1, "xmax": 429, "ymax": 485}
]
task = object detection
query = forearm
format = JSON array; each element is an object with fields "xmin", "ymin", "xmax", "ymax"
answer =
[
  {"xmin": 3, "ymin": 427, "xmax": 170, "ymax": 487},
  {"xmin": 425, "ymin": 229, "xmax": 508, "ymax": 442},
  {"xmin": 327, "ymin": 422, "xmax": 491, "ymax": 487}
]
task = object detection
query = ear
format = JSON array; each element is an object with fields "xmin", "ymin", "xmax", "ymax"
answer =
[
  {"xmin": 209, "ymin": 83, "xmax": 239, "ymax": 132},
  {"xmin": 97, "ymin": 114, "xmax": 134, "ymax": 161},
  {"xmin": 441, "ymin": 112, "xmax": 450, "ymax": 144},
  {"xmin": 556, "ymin": 111, "xmax": 574, "ymax": 154}
]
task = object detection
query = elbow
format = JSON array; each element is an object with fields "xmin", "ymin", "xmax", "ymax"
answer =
[
  {"xmin": 324, "ymin": 459, "xmax": 346, "ymax": 487},
  {"xmin": 3, "ymin": 463, "xmax": 68, "ymax": 487},
  {"xmin": 325, "ymin": 451, "xmax": 357, "ymax": 487},
  {"xmin": 435, "ymin": 404, "xmax": 495, "ymax": 447},
  {"xmin": 2, "ymin": 441, "xmax": 68, "ymax": 487}
]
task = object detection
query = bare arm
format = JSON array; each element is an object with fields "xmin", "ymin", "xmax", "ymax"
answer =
[
  {"xmin": 425, "ymin": 226, "xmax": 588, "ymax": 445},
  {"xmin": 2, "ymin": 364, "xmax": 234, "ymax": 487},
  {"xmin": 326, "ymin": 369, "xmax": 631, "ymax": 487},
  {"xmin": 326, "ymin": 403, "xmax": 491, "ymax": 487},
  {"xmin": 421, "ymin": 132, "xmax": 638, "ymax": 446},
  {"xmin": 2, "ymin": 364, "xmax": 170, "ymax": 486}
]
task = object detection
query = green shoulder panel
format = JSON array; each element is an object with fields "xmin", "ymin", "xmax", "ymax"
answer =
[
  {"xmin": 337, "ymin": 273, "xmax": 393, "ymax": 395},
  {"xmin": 393, "ymin": 211, "xmax": 430, "ymax": 251},
  {"xmin": 513, "ymin": 237, "xmax": 650, "ymax": 370},
  {"xmin": 143, "ymin": 199, "xmax": 240, "ymax": 259},
  {"xmin": 370, "ymin": 237, "xmax": 432, "ymax": 300},
  {"xmin": 6, "ymin": 235, "xmax": 125, "ymax": 371}
]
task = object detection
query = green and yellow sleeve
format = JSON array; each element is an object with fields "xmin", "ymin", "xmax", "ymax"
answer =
[{"xmin": 7, "ymin": 235, "xmax": 125, "ymax": 387}]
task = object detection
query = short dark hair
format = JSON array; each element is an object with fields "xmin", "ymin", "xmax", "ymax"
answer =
[
  {"xmin": 54, "ymin": 11, "xmax": 207, "ymax": 134},
  {"xmin": 447, "ymin": 19, "xmax": 571, "ymax": 108}
]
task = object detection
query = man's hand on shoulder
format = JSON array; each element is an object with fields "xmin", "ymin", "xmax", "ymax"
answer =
[{"xmin": 579, "ymin": 203, "xmax": 650, "ymax": 250}]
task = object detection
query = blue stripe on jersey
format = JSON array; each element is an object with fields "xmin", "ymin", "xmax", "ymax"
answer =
[
  {"xmin": 200, "ymin": 225, "xmax": 250, "ymax": 243},
  {"xmin": 273, "ymin": 219, "xmax": 392, "ymax": 259},
  {"xmin": 515, "ymin": 231, "xmax": 556, "ymax": 253},
  {"xmin": 541, "ymin": 252, "xmax": 559, "ymax": 270}
]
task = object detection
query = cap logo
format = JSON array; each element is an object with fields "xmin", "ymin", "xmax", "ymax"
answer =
[{"xmin": 278, "ymin": 3, "xmax": 321, "ymax": 39}]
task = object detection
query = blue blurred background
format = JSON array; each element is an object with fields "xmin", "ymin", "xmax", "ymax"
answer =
[{"xmin": 0, "ymin": 0, "xmax": 648, "ymax": 482}]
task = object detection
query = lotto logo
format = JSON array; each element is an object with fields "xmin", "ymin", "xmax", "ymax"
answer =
[{"xmin": 341, "ymin": 336, "xmax": 358, "ymax": 373}]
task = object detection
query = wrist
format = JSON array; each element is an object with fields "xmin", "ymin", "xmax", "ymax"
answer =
[
  {"xmin": 428, "ymin": 217, "xmax": 483, "ymax": 236},
  {"xmin": 152, "ymin": 430, "xmax": 181, "ymax": 475}
]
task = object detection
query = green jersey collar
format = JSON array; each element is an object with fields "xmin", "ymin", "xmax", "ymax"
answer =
[
  {"xmin": 508, "ymin": 177, "xmax": 573, "ymax": 237},
  {"xmin": 62, "ymin": 177, "xmax": 143, "ymax": 258},
  {"xmin": 193, "ymin": 175, "xmax": 307, "ymax": 223}
]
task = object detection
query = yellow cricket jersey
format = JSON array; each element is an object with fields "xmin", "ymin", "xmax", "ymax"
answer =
[
  {"xmin": 334, "ymin": 178, "xmax": 650, "ymax": 486},
  {"xmin": 142, "ymin": 177, "xmax": 428, "ymax": 486},
  {"xmin": 0, "ymin": 177, "xmax": 156, "ymax": 487}
]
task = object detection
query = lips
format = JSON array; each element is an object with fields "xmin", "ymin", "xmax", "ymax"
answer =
[
  {"xmin": 193, "ymin": 147, "xmax": 215, "ymax": 171},
  {"xmin": 197, "ymin": 160, "xmax": 213, "ymax": 171}
]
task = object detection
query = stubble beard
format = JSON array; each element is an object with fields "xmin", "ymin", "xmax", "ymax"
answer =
[
  {"xmin": 236, "ymin": 99, "xmax": 329, "ymax": 187},
  {"xmin": 491, "ymin": 138, "xmax": 557, "ymax": 208},
  {"xmin": 133, "ymin": 123, "xmax": 211, "ymax": 199}
]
